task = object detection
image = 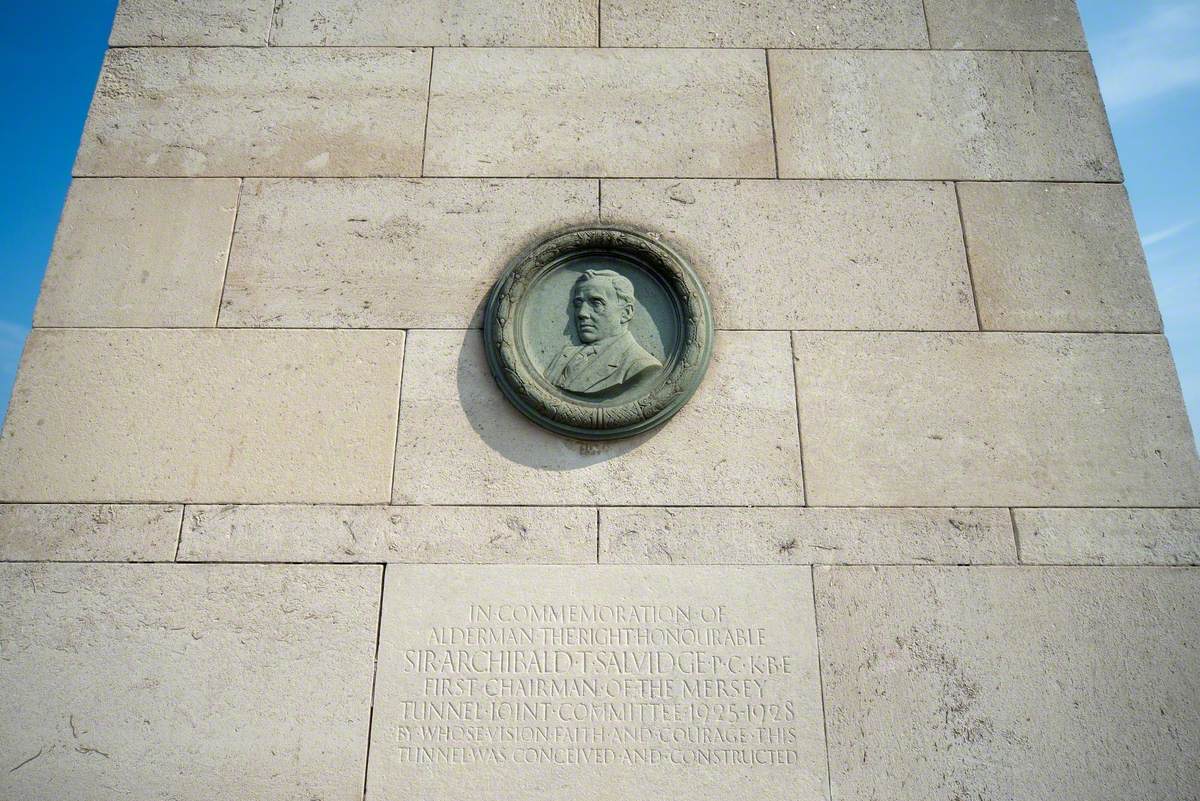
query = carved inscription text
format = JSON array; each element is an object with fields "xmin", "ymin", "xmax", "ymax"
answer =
[{"xmin": 388, "ymin": 602, "xmax": 801, "ymax": 767}]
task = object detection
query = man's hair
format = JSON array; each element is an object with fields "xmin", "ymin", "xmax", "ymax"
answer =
[{"xmin": 576, "ymin": 269, "xmax": 636, "ymax": 308}]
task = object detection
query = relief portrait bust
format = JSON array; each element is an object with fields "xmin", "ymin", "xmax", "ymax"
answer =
[
  {"xmin": 545, "ymin": 270, "xmax": 663, "ymax": 396},
  {"xmin": 484, "ymin": 226, "xmax": 713, "ymax": 440}
]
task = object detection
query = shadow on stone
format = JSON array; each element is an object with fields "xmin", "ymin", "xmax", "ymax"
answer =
[{"xmin": 453, "ymin": 326, "xmax": 660, "ymax": 471}]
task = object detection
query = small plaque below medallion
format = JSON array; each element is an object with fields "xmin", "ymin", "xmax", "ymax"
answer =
[
  {"xmin": 484, "ymin": 227, "xmax": 714, "ymax": 440},
  {"xmin": 366, "ymin": 565, "xmax": 828, "ymax": 801}
]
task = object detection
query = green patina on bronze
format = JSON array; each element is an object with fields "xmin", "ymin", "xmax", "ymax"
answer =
[{"xmin": 484, "ymin": 226, "xmax": 714, "ymax": 440}]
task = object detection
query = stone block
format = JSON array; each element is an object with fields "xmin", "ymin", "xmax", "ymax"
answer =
[
  {"xmin": 272, "ymin": 0, "xmax": 598, "ymax": 45},
  {"xmin": 0, "ymin": 564, "xmax": 381, "ymax": 801},
  {"xmin": 815, "ymin": 565, "xmax": 1200, "ymax": 801},
  {"xmin": 0, "ymin": 504, "xmax": 181, "ymax": 561},
  {"xmin": 600, "ymin": 0, "xmax": 927, "ymax": 47},
  {"xmin": 221, "ymin": 178, "xmax": 596, "ymax": 328},
  {"xmin": 924, "ymin": 0, "xmax": 1087, "ymax": 50},
  {"xmin": 109, "ymin": 0, "xmax": 274, "ymax": 45},
  {"xmin": 792, "ymin": 332, "xmax": 1200, "ymax": 506},
  {"xmin": 0, "ymin": 329, "xmax": 404, "ymax": 503},
  {"xmin": 180, "ymin": 504, "xmax": 598, "ymax": 563},
  {"xmin": 392, "ymin": 330, "xmax": 804, "ymax": 505},
  {"xmin": 367, "ymin": 565, "xmax": 828, "ymax": 800},
  {"xmin": 770, "ymin": 50, "xmax": 1118, "ymax": 181},
  {"xmin": 76, "ymin": 47, "xmax": 429, "ymax": 177},
  {"xmin": 958, "ymin": 182, "xmax": 1160, "ymax": 332},
  {"xmin": 1015, "ymin": 508, "xmax": 1200, "ymax": 565},
  {"xmin": 601, "ymin": 179, "xmax": 975, "ymax": 330},
  {"xmin": 424, "ymin": 48, "xmax": 774, "ymax": 178},
  {"xmin": 600, "ymin": 507, "xmax": 1014, "ymax": 565},
  {"xmin": 35, "ymin": 178, "xmax": 239, "ymax": 327}
]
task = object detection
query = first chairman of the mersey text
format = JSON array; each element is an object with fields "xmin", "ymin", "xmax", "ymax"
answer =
[{"xmin": 544, "ymin": 269, "xmax": 663, "ymax": 395}]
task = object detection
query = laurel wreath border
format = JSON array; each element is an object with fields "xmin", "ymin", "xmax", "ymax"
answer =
[{"xmin": 483, "ymin": 226, "xmax": 714, "ymax": 440}]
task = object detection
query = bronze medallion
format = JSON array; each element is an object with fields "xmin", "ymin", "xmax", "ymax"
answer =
[{"xmin": 483, "ymin": 226, "xmax": 714, "ymax": 440}]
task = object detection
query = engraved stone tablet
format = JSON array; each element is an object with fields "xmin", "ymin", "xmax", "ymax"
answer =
[
  {"xmin": 367, "ymin": 565, "xmax": 827, "ymax": 800},
  {"xmin": 483, "ymin": 227, "xmax": 713, "ymax": 439}
]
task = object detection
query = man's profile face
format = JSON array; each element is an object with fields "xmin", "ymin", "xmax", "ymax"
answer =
[{"xmin": 572, "ymin": 278, "xmax": 629, "ymax": 343}]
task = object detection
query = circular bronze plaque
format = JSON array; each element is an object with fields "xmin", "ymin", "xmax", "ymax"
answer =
[{"xmin": 484, "ymin": 226, "xmax": 714, "ymax": 440}]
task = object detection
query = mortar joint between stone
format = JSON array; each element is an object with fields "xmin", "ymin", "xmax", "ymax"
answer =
[
  {"xmin": 213, "ymin": 178, "xmax": 244, "ymax": 328},
  {"xmin": 953, "ymin": 182, "xmax": 985, "ymax": 331}
]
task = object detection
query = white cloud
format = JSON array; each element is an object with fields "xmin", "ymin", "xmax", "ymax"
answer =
[
  {"xmin": 1142, "ymin": 218, "xmax": 1197, "ymax": 247},
  {"xmin": 0, "ymin": 320, "xmax": 28, "ymax": 343},
  {"xmin": 0, "ymin": 319, "xmax": 31, "ymax": 339},
  {"xmin": 0, "ymin": 320, "xmax": 29, "ymax": 375},
  {"xmin": 1092, "ymin": 4, "xmax": 1200, "ymax": 112}
]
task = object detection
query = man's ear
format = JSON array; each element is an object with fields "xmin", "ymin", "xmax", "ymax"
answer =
[{"xmin": 620, "ymin": 304, "xmax": 634, "ymax": 324}]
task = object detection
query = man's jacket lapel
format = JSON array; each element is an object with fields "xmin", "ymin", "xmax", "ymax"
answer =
[{"xmin": 570, "ymin": 333, "xmax": 630, "ymax": 392}]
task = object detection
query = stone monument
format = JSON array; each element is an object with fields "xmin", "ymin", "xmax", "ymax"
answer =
[{"xmin": 1, "ymin": 1, "xmax": 1198, "ymax": 800}]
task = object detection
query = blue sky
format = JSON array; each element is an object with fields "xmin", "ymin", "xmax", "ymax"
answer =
[
  {"xmin": 0, "ymin": 3, "xmax": 117, "ymax": 420},
  {"xmin": 1079, "ymin": 0, "xmax": 1200, "ymax": 450},
  {"xmin": 0, "ymin": 2, "xmax": 1197, "ymax": 449}
]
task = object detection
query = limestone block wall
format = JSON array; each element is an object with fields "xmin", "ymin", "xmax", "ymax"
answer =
[{"xmin": 1, "ymin": 2, "xmax": 1199, "ymax": 799}]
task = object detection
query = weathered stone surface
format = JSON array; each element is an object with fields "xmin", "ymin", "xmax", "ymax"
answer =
[
  {"xmin": 110, "ymin": 0, "xmax": 274, "ymax": 45},
  {"xmin": 959, "ymin": 182, "xmax": 1160, "ymax": 332},
  {"xmin": 793, "ymin": 332, "xmax": 1200, "ymax": 506},
  {"xmin": 272, "ymin": 0, "xmax": 598, "ymax": 45},
  {"xmin": 392, "ymin": 330, "xmax": 803, "ymax": 505},
  {"xmin": 368, "ymin": 565, "xmax": 827, "ymax": 800},
  {"xmin": 601, "ymin": 0, "xmax": 927, "ymax": 47},
  {"xmin": 1015, "ymin": 508, "xmax": 1200, "ymax": 565},
  {"xmin": 0, "ymin": 504, "xmax": 181, "ymax": 561},
  {"xmin": 0, "ymin": 329, "xmax": 404, "ymax": 503},
  {"xmin": 601, "ymin": 179, "xmax": 975, "ymax": 330},
  {"xmin": 0, "ymin": 564, "xmax": 380, "ymax": 801},
  {"xmin": 35, "ymin": 178, "xmax": 239, "ymax": 327},
  {"xmin": 601, "ymin": 507, "xmax": 1014, "ymax": 565},
  {"xmin": 815, "ymin": 566, "xmax": 1200, "ymax": 801},
  {"xmin": 180, "ymin": 504, "xmax": 597, "ymax": 563},
  {"xmin": 76, "ymin": 48, "xmax": 429, "ymax": 177},
  {"xmin": 221, "ymin": 178, "xmax": 596, "ymax": 328},
  {"xmin": 770, "ymin": 51, "xmax": 1118, "ymax": 181},
  {"xmin": 924, "ymin": 0, "xmax": 1087, "ymax": 50},
  {"xmin": 424, "ymin": 49, "xmax": 774, "ymax": 178}
]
